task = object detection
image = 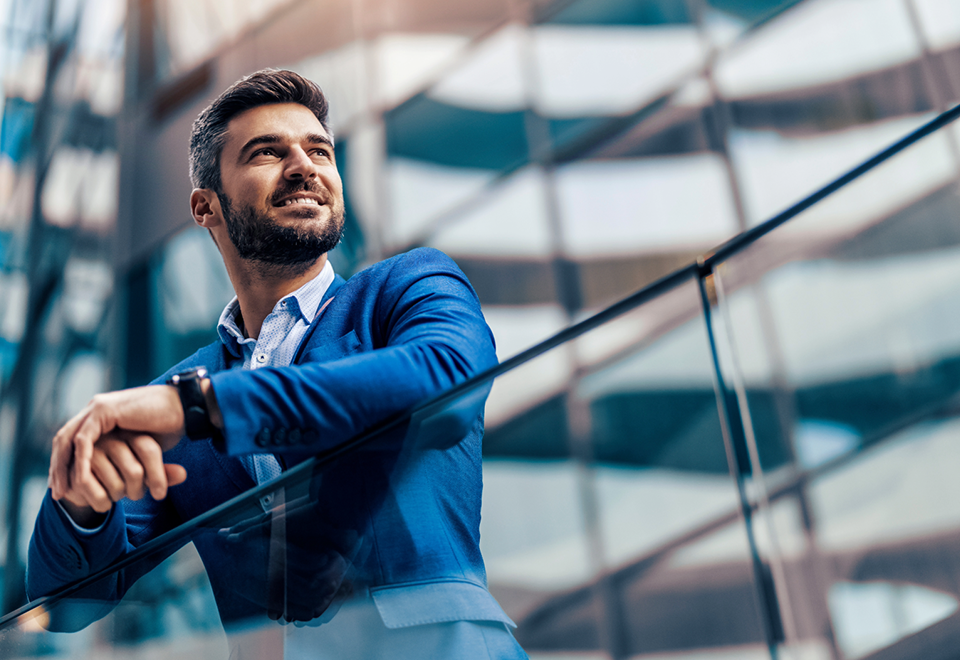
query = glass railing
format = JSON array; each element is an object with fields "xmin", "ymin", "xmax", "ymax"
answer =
[{"xmin": 1, "ymin": 104, "xmax": 959, "ymax": 660}]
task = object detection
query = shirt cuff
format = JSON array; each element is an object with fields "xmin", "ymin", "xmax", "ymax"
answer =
[{"xmin": 54, "ymin": 499, "xmax": 112, "ymax": 535}]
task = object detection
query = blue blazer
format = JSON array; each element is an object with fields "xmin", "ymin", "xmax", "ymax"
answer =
[{"xmin": 27, "ymin": 248, "xmax": 512, "ymax": 633}]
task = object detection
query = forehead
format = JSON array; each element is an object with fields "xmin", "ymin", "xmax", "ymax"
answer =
[{"xmin": 223, "ymin": 103, "xmax": 329, "ymax": 154}]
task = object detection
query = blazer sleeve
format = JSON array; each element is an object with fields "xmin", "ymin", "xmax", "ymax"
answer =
[
  {"xmin": 210, "ymin": 249, "xmax": 498, "ymax": 457},
  {"xmin": 26, "ymin": 488, "xmax": 185, "ymax": 631}
]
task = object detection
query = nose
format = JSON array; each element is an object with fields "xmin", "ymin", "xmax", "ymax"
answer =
[{"xmin": 283, "ymin": 146, "xmax": 316, "ymax": 181}]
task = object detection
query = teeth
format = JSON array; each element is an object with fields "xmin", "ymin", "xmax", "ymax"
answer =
[{"xmin": 282, "ymin": 197, "xmax": 320, "ymax": 206}]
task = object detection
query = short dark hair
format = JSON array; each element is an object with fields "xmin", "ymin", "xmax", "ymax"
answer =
[{"xmin": 188, "ymin": 69, "xmax": 331, "ymax": 192}]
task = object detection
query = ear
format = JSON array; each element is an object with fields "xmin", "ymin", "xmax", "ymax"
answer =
[{"xmin": 190, "ymin": 189, "xmax": 222, "ymax": 227}]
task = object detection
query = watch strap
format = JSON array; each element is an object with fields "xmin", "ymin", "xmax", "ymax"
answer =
[{"xmin": 167, "ymin": 367, "xmax": 216, "ymax": 441}]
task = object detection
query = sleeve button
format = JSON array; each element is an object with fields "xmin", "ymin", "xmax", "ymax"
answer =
[
  {"xmin": 288, "ymin": 428, "xmax": 301, "ymax": 444},
  {"xmin": 256, "ymin": 428, "xmax": 271, "ymax": 447}
]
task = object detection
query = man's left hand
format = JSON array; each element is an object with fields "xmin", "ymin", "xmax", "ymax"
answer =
[{"xmin": 49, "ymin": 385, "xmax": 186, "ymax": 502}]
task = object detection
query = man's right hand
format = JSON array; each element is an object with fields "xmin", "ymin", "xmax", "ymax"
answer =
[{"xmin": 57, "ymin": 431, "xmax": 187, "ymax": 527}]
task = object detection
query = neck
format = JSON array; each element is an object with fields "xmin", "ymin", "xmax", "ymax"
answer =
[{"xmin": 228, "ymin": 254, "xmax": 328, "ymax": 339}]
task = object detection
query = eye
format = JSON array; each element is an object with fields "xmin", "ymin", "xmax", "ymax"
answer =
[{"xmin": 252, "ymin": 147, "xmax": 278, "ymax": 158}]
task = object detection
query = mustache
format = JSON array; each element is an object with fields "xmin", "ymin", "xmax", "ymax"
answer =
[{"xmin": 269, "ymin": 180, "xmax": 329, "ymax": 205}]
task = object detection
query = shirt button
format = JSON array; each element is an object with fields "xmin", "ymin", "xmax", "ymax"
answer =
[{"xmin": 257, "ymin": 354, "xmax": 266, "ymax": 363}]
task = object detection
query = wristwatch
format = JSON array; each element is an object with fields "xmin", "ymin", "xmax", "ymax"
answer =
[{"xmin": 167, "ymin": 367, "xmax": 216, "ymax": 440}]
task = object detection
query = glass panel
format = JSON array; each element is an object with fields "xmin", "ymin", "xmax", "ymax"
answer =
[
  {"xmin": 0, "ymin": 267, "xmax": 777, "ymax": 659},
  {"xmin": 714, "ymin": 105, "xmax": 960, "ymax": 658},
  {"xmin": 486, "ymin": 275, "xmax": 773, "ymax": 658}
]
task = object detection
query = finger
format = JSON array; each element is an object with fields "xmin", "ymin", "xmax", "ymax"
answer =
[
  {"xmin": 100, "ymin": 438, "xmax": 146, "ymax": 501},
  {"xmin": 70, "ymin": 453, "xmax": 113, "ymax": 514},
  {"xmin": 128, "ymin": 435, "xmax": 167, "ymax": 500},
  {"xmin": 69, "ymin": 405, "xmax": 116, "ymax": 502},
  {"xmin": 164, "ymin": 464, "xmax": 187, "ymax": 487},
  {"xmin": 49, "ymin": 406, "xmax": 93, "ymax": 499},
  {"xmin": 90, "ymin": 449, "xmax": 127, "ymax": 503}
]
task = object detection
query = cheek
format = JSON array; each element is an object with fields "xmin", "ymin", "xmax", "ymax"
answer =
[
  {"xmin": 326, "ymin": 173, "xmax": 344, "ymax": 197},
  {"xmin": 236, "ymin": 174, "xmax": 281, "ymax": 205}
]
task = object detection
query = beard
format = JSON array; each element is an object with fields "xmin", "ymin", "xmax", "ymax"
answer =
[{"xmin": 218, "ymin": 182, "xmax": 344, "ymax": 277}]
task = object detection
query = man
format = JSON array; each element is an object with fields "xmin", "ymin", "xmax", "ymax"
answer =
[{"xmin": 27, "ymin": 69, "xmax": 526, "ymax": 659}]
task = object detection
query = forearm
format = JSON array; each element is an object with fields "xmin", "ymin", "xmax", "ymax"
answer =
[
  {"xmin": 212, "ymin": 339, "xmax": 494, "ymax": 456},
  {"xmin": 208, "ymin": 251, "xmax": 498, "ymax": 457},
  {"xmin": 27, "ymin": 488, "xmax": 186, "ymax": 631}
]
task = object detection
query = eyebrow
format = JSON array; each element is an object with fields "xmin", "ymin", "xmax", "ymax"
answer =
[{"xmin": 238, "ymin": 133, "xmax": 334, "ymax": 160}]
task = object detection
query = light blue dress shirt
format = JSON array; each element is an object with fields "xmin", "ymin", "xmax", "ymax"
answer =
[{"xmin": 216, "ymin": 260, "xmax": 335, "ymax": 494}]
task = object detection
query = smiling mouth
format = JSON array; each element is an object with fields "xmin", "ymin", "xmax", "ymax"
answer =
[{"xmin": 277, "ymin": 196, "xmax": 323, "ymax": 208}]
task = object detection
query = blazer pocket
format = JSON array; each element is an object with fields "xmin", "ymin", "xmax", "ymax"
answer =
[
  {"xmin": 370, "ymin": 579, "xmax": 516, "ymax": 629},
  {"xmin": 299, "ymin": 329, "xmax": 361, "ymax": 364}
]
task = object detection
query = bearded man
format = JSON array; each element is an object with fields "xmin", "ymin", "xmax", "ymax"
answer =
[{"xmin": 27, "ymin": 69, "xmax": 526, "ymax": 660}]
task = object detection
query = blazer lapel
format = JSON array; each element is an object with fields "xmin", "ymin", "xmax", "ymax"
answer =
[{"xmin": 293, "ymin": 273, "xmax": 346, "ymax": 364}]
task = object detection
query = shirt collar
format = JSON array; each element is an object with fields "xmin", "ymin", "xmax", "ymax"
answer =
[{"xmin": 216, "ymin": 260, "xmax": 336, "ymax": 358}]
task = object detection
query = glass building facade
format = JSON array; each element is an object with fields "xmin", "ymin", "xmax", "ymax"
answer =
[{"xmin": 1, "ymin": 0, "xmax": 960, "ymax": 657}]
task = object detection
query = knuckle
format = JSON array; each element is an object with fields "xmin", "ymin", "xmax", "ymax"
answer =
[
  {"xmin": 139, "ymin": 440, "xmax": 162, "ymax": 460},
  {"xmin": 128, "ymin": 463, "xmax": 144, "ymax": 481}
]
